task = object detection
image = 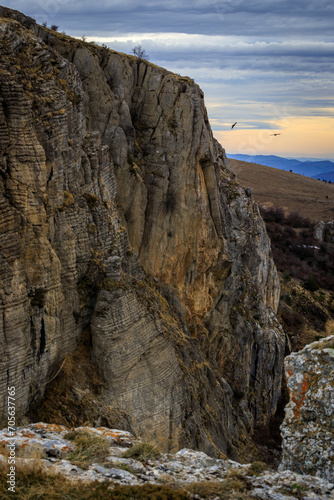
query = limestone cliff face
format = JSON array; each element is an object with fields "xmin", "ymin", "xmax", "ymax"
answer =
[{"xmin": 0, "ymin": 7, "xmax": 285, "ymax": 456}]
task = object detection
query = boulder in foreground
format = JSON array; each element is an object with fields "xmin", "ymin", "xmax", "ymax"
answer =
[{"xmin": 280, "ymin": 335, "xmax": 334, "ymax": 481}]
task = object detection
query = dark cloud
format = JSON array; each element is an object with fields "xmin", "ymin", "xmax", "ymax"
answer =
[
  {"xmin": 1, "ymin": 0, "xmax": 333, "ymax": 154},
  {"xmin": 3, "ymin": 0, "xmax": 334, "ymax": 38}
]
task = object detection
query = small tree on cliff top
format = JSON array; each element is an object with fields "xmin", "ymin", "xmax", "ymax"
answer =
[{"xmin": 132, "ymin": 44, "xmax": 149, "ymax": 61}]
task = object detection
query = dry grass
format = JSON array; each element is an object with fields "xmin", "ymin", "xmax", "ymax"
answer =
[
  {"xmin": 27, "ymin": 343, "xmax": 132, "ymax": 431},
  {"xmin": 229, "ymin": 159, "xmax": 334, "ymax": 222},
  {"xmin": 64, "ymin": 430, "xmax": 111, "ymax": 469},
  {"xmin": 122, "ymin": 442, "xmax": 160, "ymax": 462},
  {"xmin": 0, "ymin": 460, "xmax": 192, "ymax": 499},
  {"xmin": 185, "ymin": 472, "xmax": 254, "ymax": 499},
  {"xmin": 246, "ymin": 461, "xmax": 268, "ymax": 476},
  {"xmin": 0, "ymin": 455, "xmax": 105, "ymax": 499},
  {"xmin": 325, "ymin": 319, "xmax": 334, "ymax": 336}
]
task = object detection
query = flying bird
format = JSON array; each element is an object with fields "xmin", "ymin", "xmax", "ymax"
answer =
[
  {"xmin": 271, "ymin": 133, "xmax": 281, "ymax": 136},
  {"xmin": 231, "ymin": 122, "xmax": 237, "ymax": 129}
]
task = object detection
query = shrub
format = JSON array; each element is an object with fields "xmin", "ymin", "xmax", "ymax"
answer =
[
  {"xmin": 186, "ymin": 476, "xmax": 252, "ymax": 498},
  {"xmin": 303, "ymin": 274, "xmax": 319, "ymax": 292},
  {"xmin": 286, "ymin": 211, "xmax": 311, "ymax": 228},
  {"xmin": 260, "ymin": 205, "xmax": 312, "ymax": 228},
  {"xmin": 280, "ymin": 307, "xmax": 304, "ymax": 331},
  {"xmin": 247, "ymin": 461, "xmax": 268, "ymax": 476},
  {"xmin": 64, "ymin": 430, "xmax": 111, "ymax": 468},
  {"xmin": 260, "ymin": 206, "xmax": 285, "ymax": 223},
  {"xmin": 291, "ymin": 483, "xmax": 309, "ymax": 492},
  {"xmin": 281, "ymin": 292, "xmax": 292, "ymax": 306},
  {"xmin": 261, "ymin": 204, "xmax": 334, "ymax": 291},
  {"xmin": 122, "ymin": 443, "xmax": 160, "ymax": 462},
  {"xmin": 284, "ymin": 226, "xmax": 297, "ymax": 239}
]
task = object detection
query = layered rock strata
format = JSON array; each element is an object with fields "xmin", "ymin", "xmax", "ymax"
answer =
[
  {"xmin": 280, "ymin": 336, "xmax": 334, "ymax": 481},
  {"xmin": 0, "ymin": 7, "xmax": 285, "ymax": 457}
]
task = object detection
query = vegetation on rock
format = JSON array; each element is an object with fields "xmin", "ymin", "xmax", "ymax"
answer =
[{"xmin": 64, "ymin": 430, "xmax": 111, "ymax": 469}]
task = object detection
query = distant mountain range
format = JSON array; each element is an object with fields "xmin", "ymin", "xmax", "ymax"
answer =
[{"xmin": 227, "ymin": 154, "xmax": 334, "ymax": 182}]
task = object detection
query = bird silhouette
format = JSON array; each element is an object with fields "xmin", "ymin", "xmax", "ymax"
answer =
[
  {"xmin": 231, "ymin": 122, "xmax": 237, "ymax": 129},
  {"xmin": 271, "ymin": 133, "xmax": 281, "ymax": 136}
]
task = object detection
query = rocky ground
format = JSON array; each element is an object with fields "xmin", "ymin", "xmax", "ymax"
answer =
[{"xmin": 0, "ymin": 422, "xmax": 333, "ymax": 499}]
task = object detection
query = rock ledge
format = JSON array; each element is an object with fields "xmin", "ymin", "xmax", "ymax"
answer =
[{"xmin": 1, "ymin": 423, "xmax": 334, "ymax": 499}]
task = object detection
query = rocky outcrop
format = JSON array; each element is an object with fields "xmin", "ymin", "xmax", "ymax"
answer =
[
  {"xmin": 280, "ymin": 336, "xmax": 334, "ymax": 481},
  {"xmin": 314, "ymin": 221, "xmax": 334, "ymax": 243},
  {"xmin": 1, "ymin": 423, "xmax": 334, "ymax": 499},
  {"xmin": 0, "ymin": 7, "xmax": 285, "ymax": 457}
]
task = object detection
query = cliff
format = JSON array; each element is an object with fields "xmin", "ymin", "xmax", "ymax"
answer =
[{"xmin": 0, "ymin": 7, "xmax": 285, "ymax": 458}]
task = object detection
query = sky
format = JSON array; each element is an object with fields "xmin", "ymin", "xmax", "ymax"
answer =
[{"xmin": 3, "ymin": 0, "xmax": 334, "ymax": 159}]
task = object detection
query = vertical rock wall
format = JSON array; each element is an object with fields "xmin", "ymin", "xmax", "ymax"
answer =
[{"xmin": 0, "ymin": 7, "xmax": 285, "ymax": 457}]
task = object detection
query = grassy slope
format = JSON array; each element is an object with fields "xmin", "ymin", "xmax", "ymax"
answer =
[{"xmin": 229, "ymin": 159, "xmax": 334, "ymax": 222}]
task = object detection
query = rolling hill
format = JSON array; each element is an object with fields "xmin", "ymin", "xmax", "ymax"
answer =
[
  {"xmin": 228, "ymin": 158, "xmax": 334, "ymax": 222},
  {"xmin": 314, "ymin": 171, "xmax": 334, "ymax": 182},
  {"xmin": 228, "ymin": 158, "xmax": 334, "ymax": 353},
  {"xmin": 228, "ymin": 154, "xmax": 334, "ymax": 182}
]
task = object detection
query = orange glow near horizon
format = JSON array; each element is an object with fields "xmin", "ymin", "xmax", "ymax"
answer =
[{"xmin": 214, "ymin": 116, "xmax": 334, "ymax": 159}]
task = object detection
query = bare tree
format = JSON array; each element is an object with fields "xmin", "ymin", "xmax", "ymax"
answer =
[{"xmin": 132, "ymin": 44, "xmax": 149, "ymax": 61}]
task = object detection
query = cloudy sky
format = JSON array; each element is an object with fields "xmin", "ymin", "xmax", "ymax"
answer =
[{"xmin": 3, "ymin": 0, "xmax": 334, "ymax": 159}]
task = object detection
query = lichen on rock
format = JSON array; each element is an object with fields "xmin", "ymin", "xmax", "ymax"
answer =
[{"xmin": 280, "ymin": 335, "xmax": 334, "ymax": 481}]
